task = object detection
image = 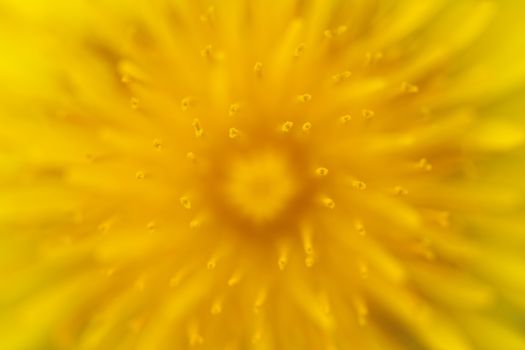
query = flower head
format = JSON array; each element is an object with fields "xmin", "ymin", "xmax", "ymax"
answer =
[{"xmin": 1, "ymin": 1, "xmax": 525, "ymax": 349}]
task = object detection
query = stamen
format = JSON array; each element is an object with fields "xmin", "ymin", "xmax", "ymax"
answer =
[
  {"xmin": 351, "ymin": 180, "xmax": 367, "ymax": 190},
  {"xmin": 365, "ymin": 51, "xmax": 383, "ymax": 65},
  {"xmin": 147, "ymin": 221, "xmax": 156, "ymax": 232},
  {"xmin": 254, "ymin": 62, "xmax": 263, "ymax": 78},
  {"xmin": 362, "ymin": 109, "xmax": 375, "ymax": 120},
  {"xmin": 227, "ymin": 271, "xmax": 243, "ymax": 287},
  {"xmin": 321, "ymin": 196, "xmax": 335, "ymax": 209},
  {"xmin": 393, "ymin": 186, "xmax": 409, "ymax": 196},
  {"xmin": 354, "ymin": 220, "xmax": 367, "ymax": 236},
  {"xmin": 315, "ymin": 167, "xmax": 329, "ymax": 177},
  {"xmin": 302, "ymin": 122, "xmax": 312, "ymax": 134},
  {"xmin": 416, "ymin": 158, "xmax": 432, "ymax": 171},
  {"xmin": 294, "ymin": 43, "xmax": 306, "ymax": 57},
  {"xmin": 254, "ymin": 289, "xmax": 267, "ymax": 314},
  {"xmin": 130, "ymin": 97, "xmax": 139, "ymax": 110},
  {"xmin": 152, "ymin": 138, "xmax": 163, "ymax": 151},
  {"xmin": 207, "ymin": 257, "xmax": 217, "ymax": 270},
  {"xmin": 335, "ymin": 25, "xmax": 348, "ymax": 35},
  {"xmin": 181, "ymin": 97, "xmax": 192, "ymax": 112},
  {"xmin": 180, "ymin": 196, "xmax": 192, "ymax": 210},
  {"xmin": 188, "ymin": 323, "xmax": 204, "ymax": 347},
  {"xmin": 297, "ymin": 93, "xmax": 312, "ymax": 103},
  {"xmin": 201, "ymin": 44, "xmax": 213, "ymax": 60},
  {"xmin": 332, "ymin": 71, "xmax": 352, "ymax": 84},
  {"xmin": 189, "ymin": 218, "xmax": 201, "ymax": 230},
  {"xmin": 229, "ymin": 127, "xmax": 241, "ymax": 139},
  {"xmin": 192, "ymin": 118, "xmax": 204, "ymax": 138},
  {"xmin": 358, "ymin": 260, "xmax": 368, "ymax": 279},
  {"xmin": 324, "ymin": 30, "xmax": 333, "ymax": 39},
  {"xmin": 186, "ymin": 152, "xmax": 197, "ymax": 162},
  {"xmin": 353, "ymin": 297, "xmax": 368, "ymax": 326},
  {"xmin": 281, "ymin": 121, "xmax": 294, "ymax": 133},
  {"xmin": 229, "ymin": 103, "xmax": 240, "ymax": 117},
  {"xmin": 401, "ymin": 81, "xmax": 419, "ymax": 94},
  {"xmin": 339, "ymin": 114, "xmax": 352, "ymax": 124},
  {"xmin": 278, "ymin": 245, "xmax": 289, "ymax": 271},
  {"xmin": 211, "ymin": 297, "xmax": 223, "ymax": 315}
]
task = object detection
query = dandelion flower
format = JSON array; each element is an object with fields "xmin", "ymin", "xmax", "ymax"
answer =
[{"xmin": 1, "ymin": 1, "xmax": 525, "ymax": 349}]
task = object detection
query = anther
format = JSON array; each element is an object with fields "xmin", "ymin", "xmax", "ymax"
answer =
[
  {"xmin": 98, "ymin": 221, "xmax": 111, "ymax": 233},
  {"xmin": 186, "ymin": 152, "xmax": 197, "ymax": 162},
  {"xmin": 130, "ymin": 97, "xmax": 139, "ymax": 110},
  {"xmin": 152, "ymin": 138, "xmax": 163, "ymax": 151},
  {"xmin": 181, "ymin": 97, "xmax": 192, "ymax": 112},
  {"xmin": 393, "ymin": 186, "xmax": 408, "ymax": 196},
  {"xmin": 189, "ymin": 219, "xmax": 201, "ymax": 230},
  {"xmin": 301, "ymin": 226, "xmax": 314, "ymax": 256},
  {"xmin": 118, "ymin": 60, "xmax": 147, "ymax": 84},
  {"xmin": 358, "ymin": 260, "xmax": 368, "ymax": 279},
  {"xmin": 339, "ymin": 114, "xmax": 352, "ymax": 124},
  {"xmin": 207, "ymin": 258, "xmax": 217, "ymax": 270},
  {"xmin": 416, "ymin": 158, "xmax": 432, "ymax": 171},
  {"xmin": 305, "ymin": 255, "xmax": 315, "ymax": 268},
  {"xmin": 188, "ymin": 324, "xmax": 204, "ymax": 347},
  {"xmin": 227, "ymin": 271, "xmax": 242, "ymax": 287},
  {"xmin": 321, "ymin": 197, "xmax": 335, "ymax": 209},
  {"xmin": 365, "ymin": 51, "xmax": 383, "ymax": 65},
  {"xmin": 135, "ymin": 171, "xmax": 146, "ymax": 180},
  {"xmin": 333, "ymin": 71, "xmax": 352, "ymax": 84},
  {"xmin": 354, "ymin": 221, "xmax": 366, "ymax": 236},
  {"xmin": 351, "ymin": 180, "xmax": 367, "ymax": 190},
  {"xmin": 362, "ymin": 109, "xmax": 375, "ymax": 120},
  {"xmin": 278, "ymin": 258, "xmax": 287, "ymax": 271},
  {"xmin": 281, "ymin": 121, "xmax": 294, "ymax": 133},
  {"xmin": 229, "ymin": 103, "xmax": 240, "ymax": 117},
  {"xmin": 254, "ymin": 62, "xmax": 263, "ymax": 77},
  {"xmin": 201, "ymin": 44, "xmax": 213, "ymax": 60},
  {"xmin": 200, "ymin": 6, "xmax": 215, "ymax": 24},
  {"xmin": 147, "ymin": 221, "xmax": 156, "ymax": 232},
  {"xmin": 294, "ymin": 43, "xmax": 306, "ymax": 57},
  {"xmin": 252, "ymin": 330, "xmax": 262, "ymax": 344},
  {"xmin": 254, "ymin": 289, "xmax": 267, "ymax": 314},
  {"xmin": 297, "ymin": 93, "xmax": 312, "ymax": 103},
  {"xmin": 335, "ymin": 25, "xmax": 348, "ymax": 35},
  {"xmin": 353, "ymin": 297, "xmax": 368, "ymax": 326},
  {"xmin": 192, "ymin": 119, "xmax": 204, "ymax": 138},
  {"xmin": 211, "ymin": 298, "xmax": 223, "ymax": 315},
  {"xmin": 324, "ymin": 30, "xmax": 333, "ymax": 39},
  {"xmin": 401, "ymin": 81, "xmax": 419, "ymax": 94},
  {"xmin": 180, "ymin": 196, "xmax": 192, "ymax": 210},
  {"xmin": 302, "ymin": 122, "xmax": 312, "ymax": 134},
  {"xmin": 277, "ymin": 252, "xmax": 288, "ymax": 271},
  {"xmin": 315, "ymin": 167, "xmax": 329, "ymax": 177},
  {"xmin": 169, "ymin": 270, "xmax": 185, "ymax": 287},
  {"xmin": 278, "ymin": 248, "xmax": 288, "ymax": 271},
  {"xmin": 229, "ymin": 127, "xmax": 240, "ymax": 139},
  {"xmin": 319, "ymin": 293, "xmax": 331, "ymax": 315}
]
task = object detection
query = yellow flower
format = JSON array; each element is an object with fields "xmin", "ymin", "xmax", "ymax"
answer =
[{"xmin": 1, "ymin": 0, "xmax": 525, "ymax": 349}]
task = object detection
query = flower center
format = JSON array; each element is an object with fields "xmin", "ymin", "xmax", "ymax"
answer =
[{"xmin": 224, "ymin": 151, "xmax": 298, "ymax": 224}]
